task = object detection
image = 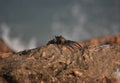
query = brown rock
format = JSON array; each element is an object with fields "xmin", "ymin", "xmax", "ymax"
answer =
[
  {"xmin": 80, "ymin": 35, "xmax": 120, "ymax": 48},
  {"xmin": 0, "ymin": 38, "xmax": 14, "ymax": 58},
  {"xmin": 0, "ymin": 36, "xmax": 120, "ymax": 83}
]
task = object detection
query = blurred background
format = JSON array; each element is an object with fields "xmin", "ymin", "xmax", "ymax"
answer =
[{"xmin": 0, "ymin": 0, "xmax": 120, "ymax": 52}]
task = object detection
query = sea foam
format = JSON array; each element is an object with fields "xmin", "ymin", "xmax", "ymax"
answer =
[{"xmin": 0, "ymin": 23, "xmax": 37, "ymax": 52}]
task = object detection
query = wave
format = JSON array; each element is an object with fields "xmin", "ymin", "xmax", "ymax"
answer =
[
  {"xmin": 0, "ymin": 23, "xmax": 37, "ymax": 52},
  {"xmin": 51, "ymin": 3, "xmax": 120, "ymax": 41}
]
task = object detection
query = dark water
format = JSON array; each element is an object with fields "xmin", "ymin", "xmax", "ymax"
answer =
[{"xmin": 0, "ymin": 0, "xmax": 120, "ymax": 51}]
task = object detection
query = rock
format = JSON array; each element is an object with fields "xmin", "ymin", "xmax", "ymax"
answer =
[
  {"xmin": 80, "ymin": 35, "xmax": 120, "ymax": 47},
  {"xmin": 0, "ymin": 36, "xmax": 120, "ymax": 83},
  {"xmin": 0, "ymin": 38, "xmax": 14, "ymax": 58}
]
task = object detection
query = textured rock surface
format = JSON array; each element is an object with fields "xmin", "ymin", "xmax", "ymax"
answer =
[
  {"xmin": 0, "ymin": 36, "xmax": 120, "ymax": 83},
  {"xmin": 80, "ymin": 35, "xmax": 120, "ymax": 47},
  {"xmin": 0, "ymin": 38, "xmax": 14, "ymax": 58}
]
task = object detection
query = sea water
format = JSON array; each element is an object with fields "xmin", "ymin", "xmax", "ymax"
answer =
[{"xmin": 0, "ymin": 0, "xmax": 120, "ymax": 52}]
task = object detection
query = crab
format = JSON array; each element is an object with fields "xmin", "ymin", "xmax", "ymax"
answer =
[{"xmin": 47, "ymin": 36, "xmax": 82, "ymax": 52}]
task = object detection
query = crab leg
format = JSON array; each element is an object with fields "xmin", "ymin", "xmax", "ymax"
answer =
[
  {"xmin": 73, "ymin": 42, "xmax": 82, "ymax": 49},
  {"xmin": 68, "ymin": 40, "xmax": 82, "ymax": 49},
  {"xmin": 66, "ymin": 44, "xmax": 75, "ymax": 52}
]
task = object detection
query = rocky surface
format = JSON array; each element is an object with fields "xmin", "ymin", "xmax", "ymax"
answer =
[
  {"xmin": 0, "ymin": 36, "xmax": 120, "ymax": 83},
  {"xmin": 80, "ymin": 35, "xmax": 120, "ymax": 47},
  {"xmin": 0, "ymin": 38, "xmax": 14, "ymax": 58}
]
